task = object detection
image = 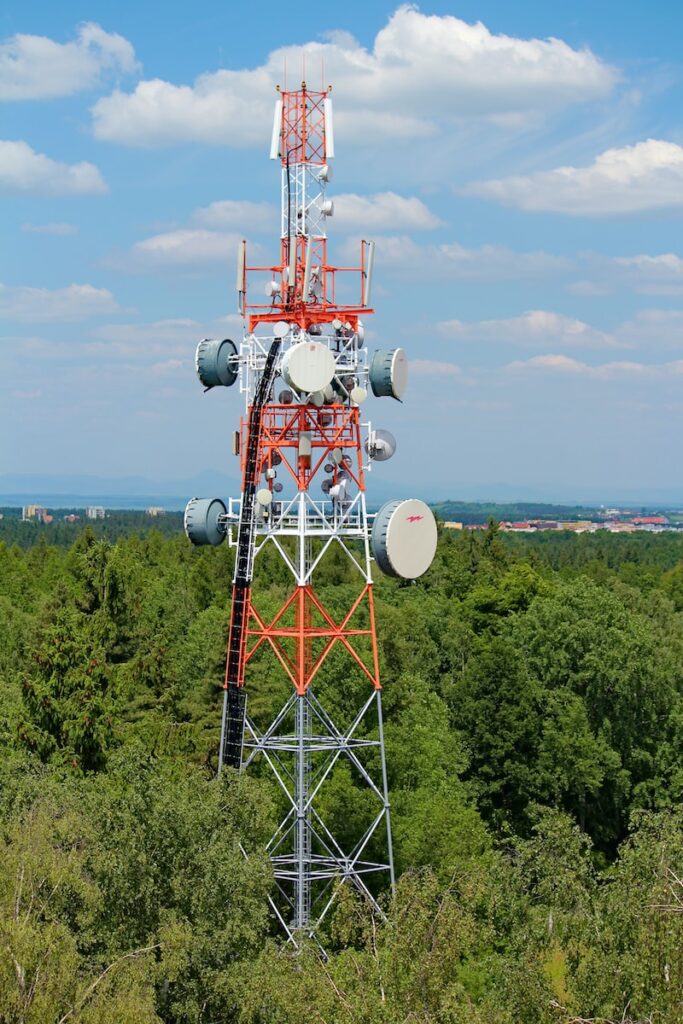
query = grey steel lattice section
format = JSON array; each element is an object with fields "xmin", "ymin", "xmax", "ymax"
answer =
[{"xmin": 243, "ymin": 687, "xmax": 393, "ymax": 943}]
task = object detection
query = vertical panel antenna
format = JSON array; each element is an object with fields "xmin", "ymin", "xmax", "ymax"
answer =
[
  {"xmin": 324, "ymin": 96, "xmax": 335, "ymax": 159},
  {"xmin": 363, "ymin": 240, "xmax": 375, "ymax": 307},
  {"xmin": 236, "ymin": 240, "xmax": 246, "ymax": 314},
  {"xmin": 302, "ymin": 237, "xmax": 313, "ymax": 302},
  {"xmin": 270, "ymin": 98, "xmax": 282, "ymax": 160}
]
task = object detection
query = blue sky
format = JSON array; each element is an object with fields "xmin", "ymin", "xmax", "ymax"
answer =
[{"xmin": 2, "ymin": 1, "xmax": 683, "ymax": 501}]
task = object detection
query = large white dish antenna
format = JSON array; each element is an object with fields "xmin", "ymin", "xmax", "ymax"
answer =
[
  {"xmin": 184, "ymin": 497, "xmax": 226, "ymax": 547},
  {"xmin": 371, "ymin": 499, "xmax": 437, "ymax": 579},
  {"xmin": 369, "ymin": 348, "xmax": 408, "ymax": 401},
  {"xmin": 195, "ymin": 338, "xmax": 238, "ymax": 389},
  {"xmin": 281, "ymin": 341, "xmax": 336, "ymax": 393}
]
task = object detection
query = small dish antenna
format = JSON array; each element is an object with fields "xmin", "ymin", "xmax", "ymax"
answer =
[{"xmin": 366, "ymin": 428, "xmax": 396, "ymax": 462}]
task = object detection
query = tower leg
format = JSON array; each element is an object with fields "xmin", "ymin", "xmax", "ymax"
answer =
[
  {"xmin": 294, "ymin": 692, "xmax": 311, "ymax": 930},
  {"xmin": 376, "ymin": 690, "xmax": 395, "ymax": 891},
  {"xmin": 218, "ymin": 688, "xmax": 229, "ymax": 773}
]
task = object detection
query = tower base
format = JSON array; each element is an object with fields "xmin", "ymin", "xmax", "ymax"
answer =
[{"xmin": 243, "ymin": 687, "xmax": 394, "ymax": 947}]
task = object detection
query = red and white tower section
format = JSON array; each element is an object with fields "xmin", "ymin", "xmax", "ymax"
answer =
[{"xmin": 184, "ymin": 84, "xmax": 437, "ymax": 945}]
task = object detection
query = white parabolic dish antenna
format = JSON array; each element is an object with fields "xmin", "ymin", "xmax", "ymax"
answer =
[
  {"xmin": 281, "ymin": 341, "xmax": 336, "ymax": 393},
  {"xmin": 371, "ymin": 498, "xmax": 437, "ymax": 579}
]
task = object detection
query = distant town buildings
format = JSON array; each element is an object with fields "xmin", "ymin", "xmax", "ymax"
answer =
[
  {"xmin": 456, "ymin": 512, "xmax": 676, "ymax": 534},
  {"xmin": 63, "ymin": 513, "xmax": 80, "ymax": 523},
  {"xmin": 146, "ymin": 506, "xmax": 165, "ymax": 517},
  {"xmin": 22, "ymin": 505, "xmax": 53, "ymax": 524},
  {"xmin": 85, "ymin": 506, "xmax": 106, "ymax": 520}
]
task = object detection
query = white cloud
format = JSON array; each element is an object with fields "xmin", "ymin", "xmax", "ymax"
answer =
[
  {"xmin": 334, "ymin": 192, "xmax": 442, "ymax": 231},
  {"xmin": 612, "ymin": 253, "xmax": 683, "ymax": 295},
  {"xmin": 619, "ymin": 309, "xmax": 683, "ymax": 348},
  {"xmin": 411, "ymin": 359, "xmax": 461, "ymax": 376},
  {"xmin": 0, "ymin": 283, "xmax": 122, "ymax": 322},
  {"xmin": 0, "ymin": 140, "xmax": 106, "ymax": 195},
  {"xmin": 193, "ymin": 199, "xmax": 276, "ymax": 232},
  {"xmin": 92, "ymin": 318, "xmax": 203, "ymax": 345},
  {"xmin": 149, "ymin": 359, "xmax": 184, "ymax": 376},
  {"xmin": 91, "ymin": 7, "xmax": 615, "ymax": 147},
  {"xmin": 110, "ymin": 201, "xmax": 272, "ymax": 272},
  {"xmin": 11, "ymin": 316, "xmax": 244, "ymax": 371},
  {"xmin": 434, "ymin": 241, "xmax": 570, "ymax": 279},
  {"xmin": 508, "ymin": 354, "xmax": 591, "ymax": 373},
  {"xmin": 126, "ymin": 228, "xmax": 243, "ymax": 269},
  {"xmin": 21, "ymin": 221, "xmax": 79, "ymax": 235},
  {"xmin": 463, "ymin": 140, "xmax": 683, "ymax": 215},
  {"xmin": 438, "ymin": 310, "xmax": 616, "ymax": 348},
  {"xmin": 89, "ymin": 316, "xmax": 243, "ymax": 357},
  {"xmin": 342, "ymin": 235, "xmax": 570, "ymax": 280},
  {"xmin": 567, "ymin": 250, "xmax": 683, "ymax": 296},
  {"xmin": 505, "ymin": 354, "xmax": 683, "ymax": 379},
  {"xmin": 0, "ymin": 22, "xmax": 138, "ymax": 100}
]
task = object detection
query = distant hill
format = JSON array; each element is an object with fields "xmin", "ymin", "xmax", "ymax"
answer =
[{"xmin": 1, "ymin": 472, "xmax": 682, "ymax": 510}]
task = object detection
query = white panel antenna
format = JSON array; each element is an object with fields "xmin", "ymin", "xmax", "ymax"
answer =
[
  {"xmin": 324, "ymin": 97, "xmax": 335, "ymax": 159},
  {"xmin": 363, "ymin": 240, "xmax": 375, "ymax": 307},
  {"xmin": 302, "ymin": 237, "xmax": 313, "ymax": 302},
  {"xmin": 236, "ymin": 240, "xmax": 246, "ymax": 314},
  {"xmin": 288, "ymin": 235, "xmax": 296, "ymax": 287},
  {"xmin": 269, "ymin": 98, "xmax": 282, "ymax": 160}
]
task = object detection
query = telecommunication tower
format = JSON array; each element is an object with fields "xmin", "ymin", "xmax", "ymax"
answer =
[{"xmin": 185, "ymin": 83, "xmax": 437, "ymax": 946}]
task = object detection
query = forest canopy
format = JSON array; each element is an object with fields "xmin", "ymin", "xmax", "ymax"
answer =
[{"xmin": 0, "ymin": 517, "xmax": 681, "ymax": 1023}]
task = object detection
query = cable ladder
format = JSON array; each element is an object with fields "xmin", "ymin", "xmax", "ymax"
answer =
[{"xmin": 220, "ymin": 340, "xmax": 281, "ymax": 769}]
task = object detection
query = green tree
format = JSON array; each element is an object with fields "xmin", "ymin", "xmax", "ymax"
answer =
[{"xmin": 19, "ymin": 606, "xmax": 115, "ymax": 770}]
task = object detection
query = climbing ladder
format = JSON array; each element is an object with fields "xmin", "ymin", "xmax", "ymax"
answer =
[{"xmin": 220, "ymin": 339, "xmax": 281, "ymax": 769}]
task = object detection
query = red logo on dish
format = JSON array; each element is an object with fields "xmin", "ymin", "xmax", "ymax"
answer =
[{"xmin": 406, "ymin": 515, "xmax": 424, "ymax": 523}]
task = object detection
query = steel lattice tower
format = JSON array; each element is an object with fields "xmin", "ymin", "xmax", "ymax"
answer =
[{"xmin": 185, "ymin": 83, "xmax": 436, "ymax": 946}]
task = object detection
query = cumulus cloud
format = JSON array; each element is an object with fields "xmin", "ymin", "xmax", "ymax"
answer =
[
  {"xmin": 0, "ymin": 283, "xmax": 122, "ymax": 322},
  {"xmin": 411, "ymin": 359, "xmax": 462, "ymax": 377},
  {"xmin": 0, "ymin": 22, "xmax": 138, "ymax": 100},
  {"xmin": 91, "ymin": 7, "xmax": 615, "ymax": 147},
  {"xmin": 92, "ymin": 318, "xmax": 204, "ymax": 346},
  {"xmin": 125, "ymin": 228, "xmax": 244, "ymax": 270},
  {"xmin": 619, "ymin": 309, "xmax": 683, "ymax": 349},
  {"xmin": 438, "ymin": 310, "xmax": 616, "ymax": 348},
  {"xmin": 567, "ymin": 250, "xmax": 683, "ymax": 296},
  {"xmin": 334, "ymin": 192, "xmax": 442, "ymax": 231},
  {"xmin": 462, "ymin": 140, "xmax": 683, "ymax": 215},
  {"xmin": 612, "ymin": 253, "xmax": 683, "ymax": 295},
  {"xmin": 343, "ymin": 235, "xmax": 570, "ymax": 281},
  {"xmin": 10, "ymin": 318, "xmax": 220, "ymax": 366},
  {"xmin": 0, "ymin": 140, "xmax": 106, "ymax": 195},
  {"xmin": 438, "ymin": 306, "xmax": 683, "ymax": 357},
  {"xmin": 506, "ymin": 354, "xmax": 683, "ymax": 378},
  {"xmin": 89, "ymin": 316, "xmax": 241, "ymax": 356},
  {"xmin": 149, "ymin": 358, "xmax": 184, "ymax": 376},
  {"xmin": 193, "ymin": 199, "xmax": 276, "ymax": 232},
  {"xmin": 21, "ymin": 222, "xmax": 79, "ymax": 235}
]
